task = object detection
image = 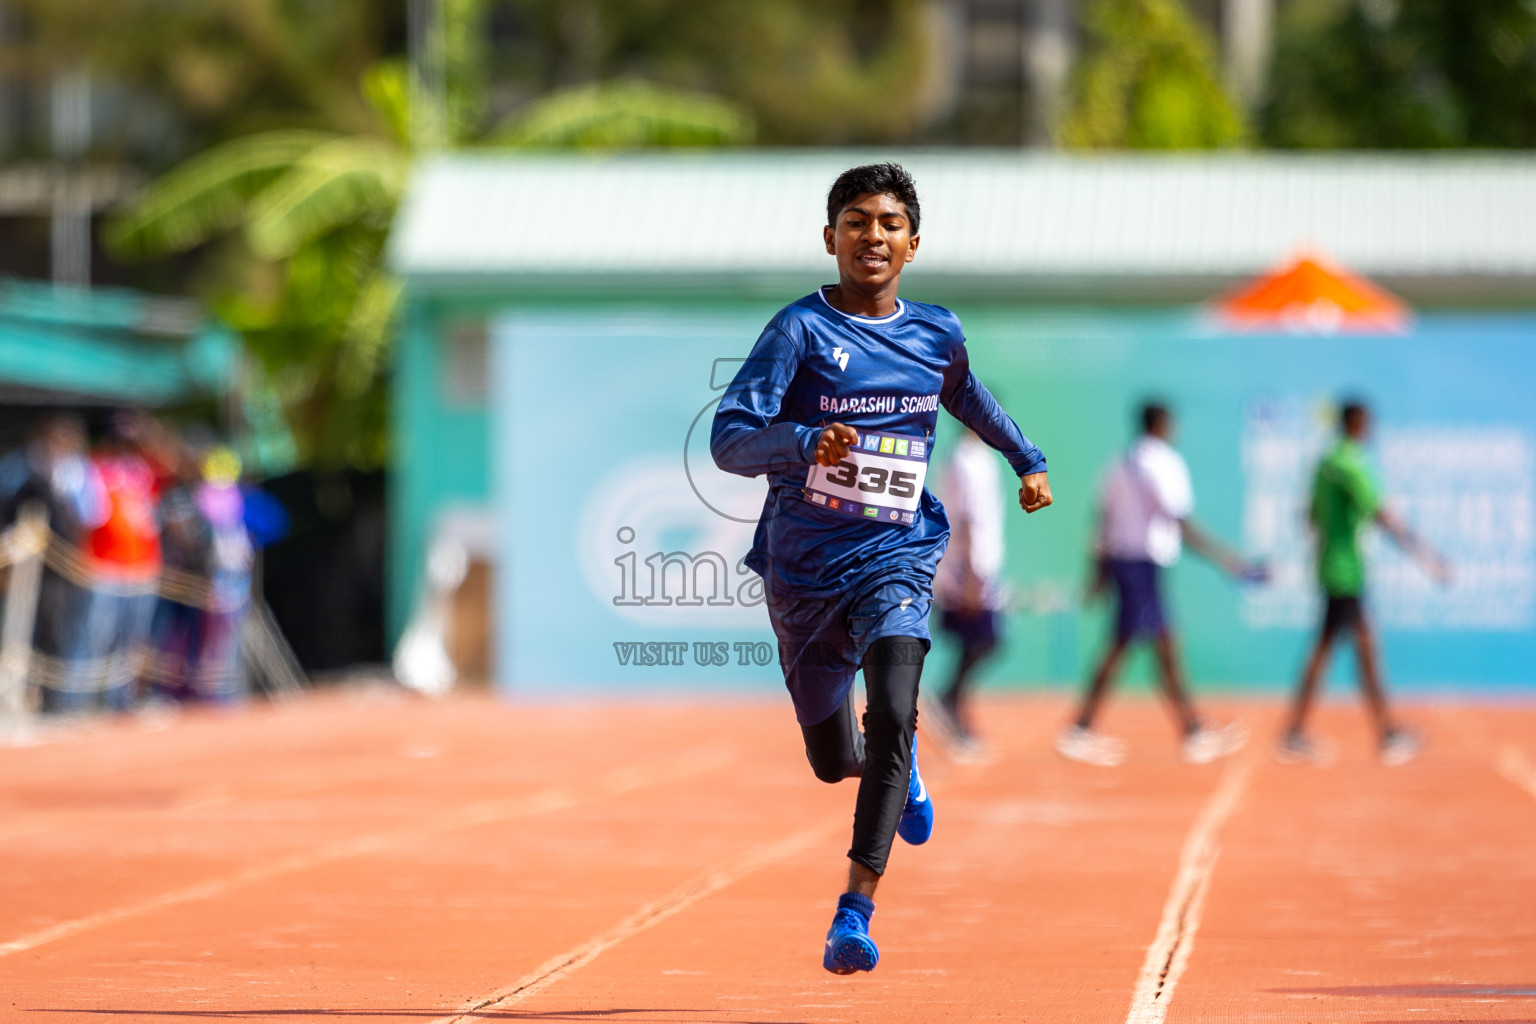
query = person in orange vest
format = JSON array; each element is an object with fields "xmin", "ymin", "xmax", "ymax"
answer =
[{"xmin": 54, "ymin": 412, "xmax": 164, "ymax": 712}]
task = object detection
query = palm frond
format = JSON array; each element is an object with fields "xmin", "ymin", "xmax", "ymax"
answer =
[
  {"xmin": 362, "ymin": 59, "xmax": 413, "ymax": 148},
  {"xmin": 245, "ymin": 136, "xmax": 410, "ymax": 259},
  {"xmin": 337, "ymin": 271, "xmax": 403, "ymax": 399},
  {"xmin": 492, "ymin": 79, "xmax": 754, "ymax": 149},
  {"xmin": 106, "ymin": 131, "xmax": 334, "ymax": 259}
]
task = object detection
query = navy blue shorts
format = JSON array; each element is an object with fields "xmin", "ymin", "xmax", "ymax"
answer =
[
  {"xmin": 765, "ymin": 568, "xmax": 933, "ymax": 726},
  {"xmin": 1107, "ymin": 558, "xmax": 1168, "ymax": 642},
  {"xmin": 1321, "ymin": 594, "xmax": 1364, "ymax": 640}
]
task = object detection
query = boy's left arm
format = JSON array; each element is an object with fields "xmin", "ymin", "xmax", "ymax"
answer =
[{"xmin": 940, "ymin": 347, "xmax": 1052, "ymax": 514}]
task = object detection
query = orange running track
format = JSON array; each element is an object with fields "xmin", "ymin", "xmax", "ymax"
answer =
[{"xmin": 2, "ymin": 687, "xmax": 1534, "ymax": 1023}]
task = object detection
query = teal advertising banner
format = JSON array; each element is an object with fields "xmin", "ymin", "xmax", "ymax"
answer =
[
  {"xmin": 494, "ymin": 307, "xmax": 786, "ymax": 692},
  {"xmin": 493, "ymin": 304, "xmax": 1536, "ymax": 696}
]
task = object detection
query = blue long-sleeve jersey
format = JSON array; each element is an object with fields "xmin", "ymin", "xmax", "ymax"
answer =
[{"xmin": 711, "ymin": 287, "xmax": 1046, "ymax": 598}]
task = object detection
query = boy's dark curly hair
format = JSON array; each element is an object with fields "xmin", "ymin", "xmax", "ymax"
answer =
[{"xmin": 826, "ymin": 163, "xmax": 920, "ymax": 234}]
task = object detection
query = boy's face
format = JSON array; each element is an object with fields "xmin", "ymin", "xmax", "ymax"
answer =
[{"xmin": 823, "ymin": 192, "xmax": 919, "ymax": 291}]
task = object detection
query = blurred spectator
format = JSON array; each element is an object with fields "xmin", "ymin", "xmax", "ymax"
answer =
[
  {"xmin": 50, "ymin": 412, "xmax": 163, "ymax": 712},
  {"xmin": 0, "ymin": 415, "xmax": 108, "ymax": 709},
  {"xmin": 928, "ymin": 428, "xmax": 1008, "ymax": 757},
  {"xmin": 0, "ymin": 410, "xmax": 282, "ymax": 714},
  {"xmin": 0, "ymin": 413, "xmax": 105, "ymax": 536},
  {"xmin": 149, "ymin": 438, "xmax": 208, "ymax": 704},
  {"xmin": 197, "ymin": 446, "xmax": 254, "ymax": 700},
  {"xmin": 149, "ymin": 443, "xmax": 253, "ymax": 704},
  {"xmin": 1059, "ymin": 402, "xmax": 1260, "ymax": 767}
]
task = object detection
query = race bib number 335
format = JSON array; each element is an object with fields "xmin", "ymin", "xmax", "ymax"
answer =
[{"xmin": 803, "ymin": 432, "xmax": 929, "ymax": 526}]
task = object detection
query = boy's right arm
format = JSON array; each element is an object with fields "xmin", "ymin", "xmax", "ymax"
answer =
[
  {"xmin": 710, "ymin": 324, "xmax": 826, "ymax": 478},
  {"xmin": 937, "ymin": 345, "xmax": 1051, "ymax": 514}
]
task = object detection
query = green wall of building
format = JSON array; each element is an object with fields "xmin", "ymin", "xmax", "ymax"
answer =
[{"xmin": 388, "ymin": 300, "xmax": 492, "ymax": 641}]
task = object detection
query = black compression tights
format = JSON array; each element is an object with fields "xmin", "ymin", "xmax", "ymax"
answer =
[{"xmin": 799, "ymin": 636, "xmax": 925, "ymax": 876}]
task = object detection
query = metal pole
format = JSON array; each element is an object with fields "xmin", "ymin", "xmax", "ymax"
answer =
[
  {"xmin": 0, "ymin": 503, "xmax": 48, "ymax": 728},
  {"xmin": 408, "ymin": 0, "xmax": 447, "ymax": 152},
  {"xmin": 1023, "ymin": 0, "xmax": 1074, "ymax": 147},
  {"xmin": 1223, "ymin": 0, "xmax": 1274, "ymax": 111},
  {"xmin": 50, "ymin": 68, "xmax": 92, "ymax": 289}
]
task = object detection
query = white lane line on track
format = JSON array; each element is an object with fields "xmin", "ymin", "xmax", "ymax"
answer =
[
  {"xmin": 0, "ymin": 751, "xmax": 728, "ymax": 959},
  {"xmin": 1497, "ymin": 746, "xmax": 1536, "ymax": 800},
  {"xmin": 1124, "ymin": 756, "xmax": 1253, "ymax": 1024},
  {"xmin": 435, "ymin": 817, "xmax": 842, "ymax": 1024}
]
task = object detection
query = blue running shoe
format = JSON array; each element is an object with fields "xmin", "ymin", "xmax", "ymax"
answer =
[
  {"xmin": 896, "ymin": 739, "xmax": 933, "ymax": 845},
  {"xmin": 823, "ymin": 894, "xmax": 879, "ymax": 974}
]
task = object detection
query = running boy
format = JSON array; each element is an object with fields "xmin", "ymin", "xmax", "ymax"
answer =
[
  {"xmin": 711, "ymin": 163, "xmax": 1052, "ymax": 974},
  {"xmin": 1281, "ymin": 399, "xmax": 1449, "ymax": 766}
]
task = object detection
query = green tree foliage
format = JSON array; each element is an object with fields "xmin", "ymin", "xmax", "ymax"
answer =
[
  {"xmin": 1264, "ymin": 0, "xmax": 1536, "ymax": 148},
  {"xmin": 109, "ymin": 61, "xmax": 753, "ymax": 469},
  {"xmin": 0, "ymin": 0, "xmax": 393, "ymax": 156},
  {"xmin": 495, "ymin": 0, "xmax": 933, "ymax": 144},
  {"xmin": 1060, "ymin": 0, "xmax": 1246, "ymax": 149},
  {"xmin": 87, "ymin": 0, "xmax": 930, "ymax": 469},
  {"xmin": 492, "ymin": 79, "xmax": 752, "ymax": 147},
  {"xmin": 107, "ymin": 73, "xmax": 411, "ymax": 470},
  {"xmin": 442, "ymin": 0, "xmax": 492, "ymax": 145}
]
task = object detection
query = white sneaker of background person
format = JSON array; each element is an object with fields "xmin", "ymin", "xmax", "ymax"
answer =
[
  {"xmin": 1379, "ymin": 727, "xmax": 1422, "ymax": 767},
  {"xmin": 1181, "ymin": 720, "xmax": 1248, "ymax": 765},
  {"xmin": 392, "ymin": 537, "xmax": 467, "ymax": 697},
  {"xmin": 1056, "ymin": 724, "xmax": 1126, "ymax": 767}
]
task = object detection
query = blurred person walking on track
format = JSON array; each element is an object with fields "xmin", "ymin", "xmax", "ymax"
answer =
[
  {"xmin": 1281, "ymin": 399, "xmax": 1449, "ymax": 766},
  {"xmin": 1059, "ymin": 401, "xmax": 1262, "ymax": 767},
  {"xmin": 927, "ymin": 427, "xmax": 1009, "ymax": 757},
  {"xmin": 712, "ymin": 163, "xmax": 1052, "ymax": 975}
]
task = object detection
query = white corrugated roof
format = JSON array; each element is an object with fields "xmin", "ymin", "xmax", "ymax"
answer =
[{"xmin": 390, "ymin": 151, "xmax": 1536, "ymax": 287}]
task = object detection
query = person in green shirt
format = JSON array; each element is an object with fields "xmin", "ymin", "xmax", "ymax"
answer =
[{"xmin": 1281, "ymin": 400, "xmax": 1449, "ymax": 766}]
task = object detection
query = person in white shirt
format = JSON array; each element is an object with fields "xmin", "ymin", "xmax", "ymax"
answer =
[
  {"xmin": 1058, "ymin": 402, "xmax": 1263, "ymax": 767},
  {"xmin": 930, "ymin": 428, "xmax": 1008, "ymax": 751}
]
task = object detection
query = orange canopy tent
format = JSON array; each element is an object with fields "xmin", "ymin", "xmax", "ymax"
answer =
[{"xmin": 1213, "ymin": 252, "xmax": 1411, "ymax": 334}]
